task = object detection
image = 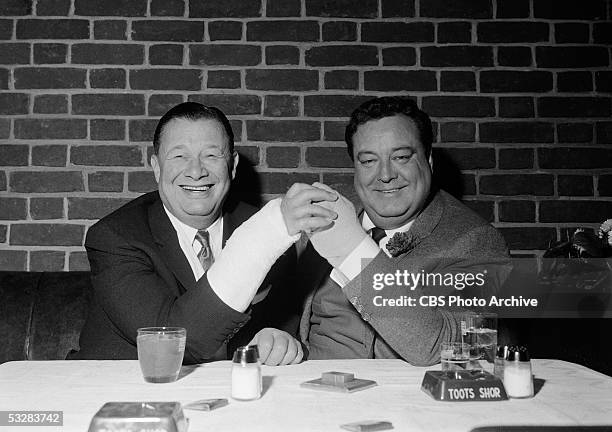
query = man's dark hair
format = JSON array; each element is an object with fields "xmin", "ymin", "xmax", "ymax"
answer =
[
  {"xmin": 152, "ymin": 101, "xmax": 234, "ymax": 155},
  {"xmin": 345, "ymin": 96, "xmax": 433, "ymax": 160}
]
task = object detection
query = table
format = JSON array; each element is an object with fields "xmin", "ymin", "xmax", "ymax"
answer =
[{"xmin": 1, "ymin": 359, "xmax": 611, "ymax": 432}]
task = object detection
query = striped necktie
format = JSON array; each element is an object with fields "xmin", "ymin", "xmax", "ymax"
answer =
[{"xmin": 195, "ymin": 229, "xmax": 214, "ymax": 272}]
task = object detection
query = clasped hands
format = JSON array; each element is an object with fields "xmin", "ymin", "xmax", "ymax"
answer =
[{"xmin": 281, "ymin": 182, "xmax": 368, "ymax": 268}]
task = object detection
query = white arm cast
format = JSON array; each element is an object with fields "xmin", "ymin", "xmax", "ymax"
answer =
[{"xmin": 207, "ymin": 198, "xmax": 300, "ymax": 312}]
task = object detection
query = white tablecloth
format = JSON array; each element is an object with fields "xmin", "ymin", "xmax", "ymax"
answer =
[{"xmin": 0, "ymin": 359, "xmax": 611, "ymax": 432}]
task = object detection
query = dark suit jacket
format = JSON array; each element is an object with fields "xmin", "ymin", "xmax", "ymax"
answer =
[
  {"xmin": 71, "ymin": 192, "xmax": 298, "ymax": 364},
  {"xmin": 299, "ymin": 189, "xmax": 510, "ymax": 365}
]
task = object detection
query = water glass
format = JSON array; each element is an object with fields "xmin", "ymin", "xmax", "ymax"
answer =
[
  {"xmin": 137, "ymin": 327, "xmax": 186, "ymax": 383},
  {"xmin": 440, "ymin": 342, "xmax": 470, "ymax": 372},
  {"xmin": 463, "ymin": 312, "xmax": 497, "ymax": 373}
]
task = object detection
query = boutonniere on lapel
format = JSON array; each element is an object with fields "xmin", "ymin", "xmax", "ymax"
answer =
[{"xmin": 386, "ymin": 231, "xmax": 417, "ymax": 257}]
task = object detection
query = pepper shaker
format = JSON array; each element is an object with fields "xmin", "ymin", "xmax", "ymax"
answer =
[
  {"xmin": 503, "ymin": 346, "xmax": 534, "ymax": 399},
  {"xmin": 231, "ymin": 345, "xmax": 262, "ymax": 401}
]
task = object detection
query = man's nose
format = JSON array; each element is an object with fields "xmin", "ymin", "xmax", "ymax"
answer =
[
  {"xmin": 185, "ymin": 157, "xmax": 209, "ymax": 178},
  {"xmin": 377, "ymin": 159, "xmax": 397, "ymax": 183}
]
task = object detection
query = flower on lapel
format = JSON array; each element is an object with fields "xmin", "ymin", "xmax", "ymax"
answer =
[{"xmin": 386, "ymin": 231, "xmax": 417, "ymax": 257}]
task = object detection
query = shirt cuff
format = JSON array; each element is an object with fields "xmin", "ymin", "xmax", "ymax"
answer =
[{"xmin": 329, "ymin": 235, "xmax": 379, "ymax": 287}]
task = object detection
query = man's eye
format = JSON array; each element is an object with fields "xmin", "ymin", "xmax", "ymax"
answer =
[
  {"xmin": 359, "ymin": 159, "xmax": 375, "ymax": 166},
  {"xmin": 393, "ymin": 154, "xmax": 412, "ymax": 163},
  {"xmin": 169, "ymin": 153, "xmax": 184, "ymax": 159}
]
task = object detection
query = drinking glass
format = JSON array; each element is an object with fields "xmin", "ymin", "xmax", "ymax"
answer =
[
  {"xmin": 463, "ymin": 312, "xmax": 497, "ymax": 373},
  {"xmin": 440, "ymin": 342, "xmax": 470, "ymax": 372},
  {"xmin": 137, "ymin": 327, "xmax": 186, "ymax": 383}
]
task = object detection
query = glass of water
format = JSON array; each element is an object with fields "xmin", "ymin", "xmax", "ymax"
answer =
[
  {"xmin": 137, "ymin": 327, "xmax": 186, "ymax": 383},
  {"xmin": 440, "ymin": 342, "xmax": 470, "ymax": 372},
  {"xmin": 463, "ymin": 312, "xmax": 498, "ymax": 373}
]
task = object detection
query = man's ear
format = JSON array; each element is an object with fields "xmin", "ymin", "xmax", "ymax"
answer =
[
  {"xmin": 428, "ymin": 153, "xmax": 434, "ymax": 174},
  {"xmin": 231, "ymin": 151, "xmax": 239, "ymax": 180},
  {"xmin": 151, "ymin": 154, "xmax": 160, "ymax": 183}
]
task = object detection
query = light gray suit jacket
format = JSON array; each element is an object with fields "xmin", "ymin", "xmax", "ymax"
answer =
[{"xmin": 298, "ymin": 189, "xmax": 510, "ymax": 366}]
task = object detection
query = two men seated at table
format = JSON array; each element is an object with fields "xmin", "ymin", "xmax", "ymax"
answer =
[{"xmin": 73, "ymin": 97, "xmax": 508, "ymax": 367}]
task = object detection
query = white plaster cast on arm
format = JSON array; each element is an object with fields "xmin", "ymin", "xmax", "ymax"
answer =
[{"xmin": 207, "ymin": 198, "xmax": 299, "ymax": 312}]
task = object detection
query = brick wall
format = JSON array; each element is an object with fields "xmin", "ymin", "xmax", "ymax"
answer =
[{"xmin": 1, "ymin": 0, "xmax": 611, "ymax": 271}]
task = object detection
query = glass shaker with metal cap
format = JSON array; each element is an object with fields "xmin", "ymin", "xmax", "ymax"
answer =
[
  {"xmin": 503, "ymin": 346, "xmax": 534, "ymax": 398},
  {"xmin": 231, "ymin": 345, "xmax": 262, "ymax": 401}
]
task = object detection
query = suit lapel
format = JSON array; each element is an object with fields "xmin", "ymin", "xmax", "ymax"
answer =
[
  {"xmin": 393, "ymin": 189, "xmax": 444, "ymax": 257},
  {"xmin": 221, "ymin": 209, "xmax": 237, "ymax": 247},
  {"xmin": 148, "ymin": 195, "xmax": 197, "ymax": 293}
]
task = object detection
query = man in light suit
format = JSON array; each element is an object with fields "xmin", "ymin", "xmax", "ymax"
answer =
[
  {"xmin": 299, "ymin": 97, "xmax": 509, "ymax": 365},
  {"xmin": 72, "ymin": 102, "xmax": 337, "ymax": 365}
]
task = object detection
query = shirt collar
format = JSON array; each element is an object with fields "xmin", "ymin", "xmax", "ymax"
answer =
[
  {"xmin": 162, "ymin": 205, "xmax": 223, "ymax": 247},
  {"xmin": 361, "ymin": 211, "xmax": 414, "ymax": 239}
]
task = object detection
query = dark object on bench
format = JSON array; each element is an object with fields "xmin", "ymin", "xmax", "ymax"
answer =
[{"xmin": 0, "ymin": 271, "xmax": 91, "ymax": 363}]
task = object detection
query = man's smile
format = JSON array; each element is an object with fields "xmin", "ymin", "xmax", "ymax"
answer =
[
  {"xmin": 374, "ymin": 185, "xmax": 407, "ymax": 194},
  {"xmin": 180, "ymin": 184, "xmax": 213, "ymax": 192}
]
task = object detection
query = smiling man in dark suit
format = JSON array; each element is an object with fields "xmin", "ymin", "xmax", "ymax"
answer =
[{"xmin": 72, "ymin": 102, "xmax": 337, "ymax": 365}]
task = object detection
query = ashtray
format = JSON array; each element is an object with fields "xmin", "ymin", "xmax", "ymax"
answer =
[
  {"xmin": 421, "ymin": 370, "xmax": 508, "ymax": 402},
  {"xmin": 88, "ymin": 401, "xmax": 187, "ymax": 432},
  {"xmin": 301, "ymin": 371, "xmax": 378, "ymax": 393}
]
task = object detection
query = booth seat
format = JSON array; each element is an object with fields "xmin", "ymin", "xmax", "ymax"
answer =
[
  {"xmin": 0, "ymin": 271, "xmax": 91, "ymax": 363},
  {"xmin": 0, "ymin": 271, "xmax": 609, "ymax": 377}
]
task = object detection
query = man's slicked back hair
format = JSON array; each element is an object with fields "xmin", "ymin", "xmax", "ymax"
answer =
[
  {"xmin": 152, "ymin": 101, "xmax": 234, "ymax": 155},
  {"xmin": 345, "ymin": 96, "xmax": 433, "ymax": 160}
]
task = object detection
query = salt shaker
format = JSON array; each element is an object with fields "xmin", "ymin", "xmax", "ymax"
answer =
[
  {"xmin": 231, "ymin": 345, "xmax": 262, "ymax": 401},
  {"xmin": 503, "ymin": 346, "xmax": 534, "ymax": 398}
]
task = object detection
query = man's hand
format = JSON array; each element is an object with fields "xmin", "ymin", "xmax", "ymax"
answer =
[
  {"xmin": 308, "ymin": 182, "xmax": 368, "ymax": 268},
  {"xmin": 281, "ymin": 183, "xmax": 338, "ymax": 236},
  {"xmin": 248, "ymin": 328, "xmax": 304, "ymax": 366}
]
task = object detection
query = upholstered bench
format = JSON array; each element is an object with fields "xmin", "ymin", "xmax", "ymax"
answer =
[
  {"xmin": 1, "ymin": 271, "xmax": 610, "ymax": 377},
  {"xmin": 0, "ymin": 271, "xmax": 91, "ymax": 363}
]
